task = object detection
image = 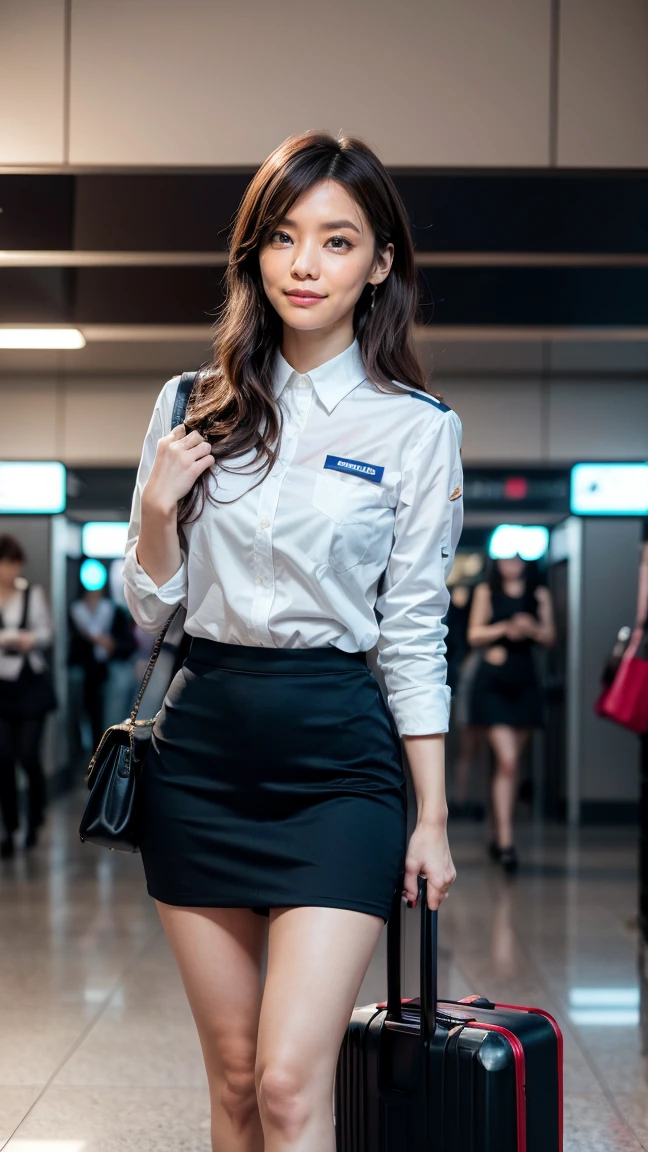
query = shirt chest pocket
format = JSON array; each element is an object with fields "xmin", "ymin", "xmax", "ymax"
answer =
[{"xmin": 308, "ymin": 471, "xmax": 394, "ymax": 573}]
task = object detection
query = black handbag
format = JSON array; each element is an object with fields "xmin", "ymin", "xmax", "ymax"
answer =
[
  {"xmin": 0, "ymin": 584, "xmax": 58, "ymax": 720},
  {"xmin": 78, "ymin": 603, "xmax": 183, "ymax": 853},
  {"xmin": 78, "ymin": 369, "xmax": 197, "ymax": 853}
]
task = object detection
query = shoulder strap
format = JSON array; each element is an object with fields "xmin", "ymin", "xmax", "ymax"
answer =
[
  {"xmin": 171, "ymin": 371, "xmax": 198, "ymax": 431},
  {"xmin": 19, "ymin": 583, "xmax": 30, "ymax": 630},
  {"xmin": 0, "ymin": 583, "xmax": 31, "ymax": 631},
  {"xmin": 122, "ymin": 372, "xmax": 197, "ymax": 727}
]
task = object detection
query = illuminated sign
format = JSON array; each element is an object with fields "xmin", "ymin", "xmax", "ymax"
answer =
[
  {"xmin": 571, "ymin": 463, "xmax": 648, "ymax": 516},
  {"xmin": 0, "ymin": 328, "xmax": 85, "ymax": 349},
  {"xmin": 489, "ymin": 524, "xmax": 550, "ymax": 561},
  {"xmin": 80, "ymin": 558, "xmax": 108, "ymax": 591},
  {"xmin": 82, "ymin": 521, "xmax": 129, "ymax": 558},
  {"xmin": 0, "ymin": 462, "xmax": 66, "ymax": 514}
]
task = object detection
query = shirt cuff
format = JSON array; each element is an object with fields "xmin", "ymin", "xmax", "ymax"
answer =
[
  {"xmin": 387, "ymin": 683, "xmax": 452, "ymax": 737},
  {"xmin": 122, "ymin": 546, "xmax": 188, "ymax": 605}
]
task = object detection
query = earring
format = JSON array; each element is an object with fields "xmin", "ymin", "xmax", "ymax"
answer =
[{"xmin": 370, "ymin": 284, "xmax": 377, "ymax": 312}]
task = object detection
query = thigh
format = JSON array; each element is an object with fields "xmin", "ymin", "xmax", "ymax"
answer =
[
  {"xmin": 487, "ymin": 724, "xmax": 520, "ymax": 766},
  {"xmin": 514, "ymin": 727, "xmax": 532, "ymax": 755},
  {"xmin": 154, "ymin": 902, "xmax": 267, "ymax": 1074},
  {"xmin": 257, "ymin": 906, "xmax": 383, "ymax": 1082}
]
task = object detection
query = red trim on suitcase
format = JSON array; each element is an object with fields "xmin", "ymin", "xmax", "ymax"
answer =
[
  {"xmin": 468, "ymin": 1021, "xmax": 527, "ymax": 1152},
  {"xmin": 494, "ymin": 1004, "xmax": 563, "ymax": 1152}
]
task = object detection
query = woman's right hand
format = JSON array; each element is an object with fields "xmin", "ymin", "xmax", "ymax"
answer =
[{"xmin": 141, "ymin": 425, "xmax": 214, "ymax": 516}]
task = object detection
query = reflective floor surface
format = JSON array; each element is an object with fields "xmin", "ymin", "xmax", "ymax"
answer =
[{"xmin": 0, "ymin": 789, "xmax": 644, "ymax": 1150}]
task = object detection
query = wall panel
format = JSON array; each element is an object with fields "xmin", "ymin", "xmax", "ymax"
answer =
[
  {"xmin": 0, "ymin": 0, "xmax": 66, "ymax": 165},
  {"xmin": 440, "ymin": 379, "xmax": 544, "ymax": 461},
  {"xmin": 61, "ymin": 377, "xmax": 161, "ymax": 465},
  {"xmin": 69, "ymin": 0, "xmax": 551, "ymax": 167},
  {"xmin": 547, "ymin": 381, "xmax": 648, "ymax": 461},
  {"xmin": 0, "ymin": 378, "xmax": 60, "ymax": 458},
  {"xmin": 558, "ymin": 0, "xmax": 648, "ymax": 167}
]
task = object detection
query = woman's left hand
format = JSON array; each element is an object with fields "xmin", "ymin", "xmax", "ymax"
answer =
[{"xmin": 403, "ymin": 821, "xmax": 456, "ymax": 911}]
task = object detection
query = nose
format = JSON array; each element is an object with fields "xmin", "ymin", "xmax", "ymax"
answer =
[{"xmin": 290, "ymin": 237, "xmax": 321, "ymax": 282}]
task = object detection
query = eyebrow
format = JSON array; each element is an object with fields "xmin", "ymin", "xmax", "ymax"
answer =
[{"xmin": 278, "ymin": 216, "xmax": 362, "ymax": 235}]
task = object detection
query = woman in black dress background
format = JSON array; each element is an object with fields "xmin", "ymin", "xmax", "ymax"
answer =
[{"xmin": 467, "ymin": 556, "xmax": 556, "ymax": 872}]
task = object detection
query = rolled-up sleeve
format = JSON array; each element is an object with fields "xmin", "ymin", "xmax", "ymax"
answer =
[
  {"xmin": 375, "ymin": 409, "xmax": 463, "ymax": 737},
  {"xmin": 122, "ymin": 378, "xmax": 188, "ymax": 633}
]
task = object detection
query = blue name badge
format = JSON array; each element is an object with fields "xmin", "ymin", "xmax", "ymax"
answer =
[{"xmin": 323, "ymin": 455, "xmax": 384, "ymax": 484}]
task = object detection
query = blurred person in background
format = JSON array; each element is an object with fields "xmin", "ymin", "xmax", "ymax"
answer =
[
  {"xmin": 0, "ymin": 534, "xmax": 57, "ymax": 858},
  {"xmin": 446, "ymin": 580, "xmax": 483, "ymax": 818},
  {"xmin": 69, "ymin": 568, "xmax": 136, "ymax": 749},
  {"xmin": 467, "ymin": 555, "xmax": 555, "ymax": 872}
]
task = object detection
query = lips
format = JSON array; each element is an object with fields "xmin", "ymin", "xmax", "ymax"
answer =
[{"xmin": 285, "ymin": 290, "xmax": 326, "ymax": 299}]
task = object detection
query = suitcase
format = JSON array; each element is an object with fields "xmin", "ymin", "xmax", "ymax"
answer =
[{"xmin": 335, "ymin": 880, "xmax": 563, "ymax": 1151}]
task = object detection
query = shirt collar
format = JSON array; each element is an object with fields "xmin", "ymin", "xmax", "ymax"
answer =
[{"xmin": 271, "ymin": 337, "xmax": 367, "ymax": 414}]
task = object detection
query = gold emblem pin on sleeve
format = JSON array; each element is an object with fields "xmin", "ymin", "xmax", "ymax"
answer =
[{"xmin": 449, "ymin": 487, "xmax": 462, "ymax": 501}]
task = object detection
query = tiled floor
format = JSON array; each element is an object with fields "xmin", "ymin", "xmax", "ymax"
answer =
[{"xmin": 0, "ymin": 789, "xmax": 645, "ymax": 1150}]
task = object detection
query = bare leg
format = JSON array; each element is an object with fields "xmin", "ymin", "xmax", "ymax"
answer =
[
  {"xmin": 255, "ymin": 905, "xmax": 384, "ymax": 1152},
  {"xmin": 154, "ymin": 902, "xmax": 267, "ymax": 1152},
  {"xmin": 487, "ymin": 725, "xmax": 530, "ymax": 849},
  {"xmin": 511, "ymin": 728, "xmax": 528, "ymax": 801}
]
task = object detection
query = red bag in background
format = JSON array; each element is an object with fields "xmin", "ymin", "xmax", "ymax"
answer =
[
  {"xmin": 594, "ymin": 626, "xmax": 631, "ymax": 718},
  {"xmin": 599, "ymin": 629, "xmax": 648, "ymax": 735}
]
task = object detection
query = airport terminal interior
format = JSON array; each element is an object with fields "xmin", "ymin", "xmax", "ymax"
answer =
[{"xmin": 1, "ymin": 2, "xmax": 648, "ymax": 1149}]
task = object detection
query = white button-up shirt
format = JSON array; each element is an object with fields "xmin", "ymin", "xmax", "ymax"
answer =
[{"xmin": 122, "ymin": 337, "xmax": 463, "ymax": 736}]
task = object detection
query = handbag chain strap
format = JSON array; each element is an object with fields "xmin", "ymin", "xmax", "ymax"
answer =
[
  {"xmin": 128, "ymin": 603, "xmax": 184, "ymax": 728},
  {"xmin": 86, "ymin": 603, "xmax": 182, "ymax": 783}
]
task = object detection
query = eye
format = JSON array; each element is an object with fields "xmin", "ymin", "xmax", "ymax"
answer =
[
  {"xmin": 326, "ymin": 235, "xmax": 353, "ymax": 251},
  {"xmin": 269, "ymin": 230, "xmax": 292, "ymax": 245}
]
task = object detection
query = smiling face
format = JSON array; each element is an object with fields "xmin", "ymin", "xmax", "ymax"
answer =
[{"xmin": 258, "ymin": 178, "xmax": 393, "ymax": 335}]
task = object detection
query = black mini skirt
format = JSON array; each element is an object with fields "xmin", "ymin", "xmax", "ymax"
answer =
[
  {"xmin": 470, "ymin": 652, "xmax": 544, "ymax": 729},
  {"xmin": 138, "ymin": 637, "xmax": 407, "ymax": 922}
]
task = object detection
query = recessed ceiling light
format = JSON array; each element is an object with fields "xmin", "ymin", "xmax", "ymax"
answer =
[{"xmin": 0, "ymin": 328, "xmax": 86, "ymax": 349}]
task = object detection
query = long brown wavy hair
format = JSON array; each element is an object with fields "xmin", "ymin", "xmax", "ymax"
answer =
[{"xmin": 179, "ymin": 129, "xmax": 429, "ymax": 526}]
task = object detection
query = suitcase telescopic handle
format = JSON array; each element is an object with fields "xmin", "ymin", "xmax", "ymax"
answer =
[{"xmin": 386, "ymin": 877, "xmax": 438, "ymax": 1043}]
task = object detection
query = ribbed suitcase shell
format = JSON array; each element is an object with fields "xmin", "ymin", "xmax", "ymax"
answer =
[{"xmin": 335, "ymin": 887, "xmax": 562, "ymax": 1152}]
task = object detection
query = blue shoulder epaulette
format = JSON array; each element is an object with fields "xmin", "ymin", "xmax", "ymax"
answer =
[{"xmin": 408, "ymin": 390, "xmax": 451, "ymax": 414}]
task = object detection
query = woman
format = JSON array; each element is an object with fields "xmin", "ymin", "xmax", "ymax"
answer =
[
  {"xmin": 0, "ymin": 535, "xmax": 55, "ymax": 858},
  {"xmin": 467, "ymin": 555, "xmax": 556, "ymax": 873},
  {"xmin": 123, "ymin": 130, "xmax": 463, "ymax": 1152}
]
